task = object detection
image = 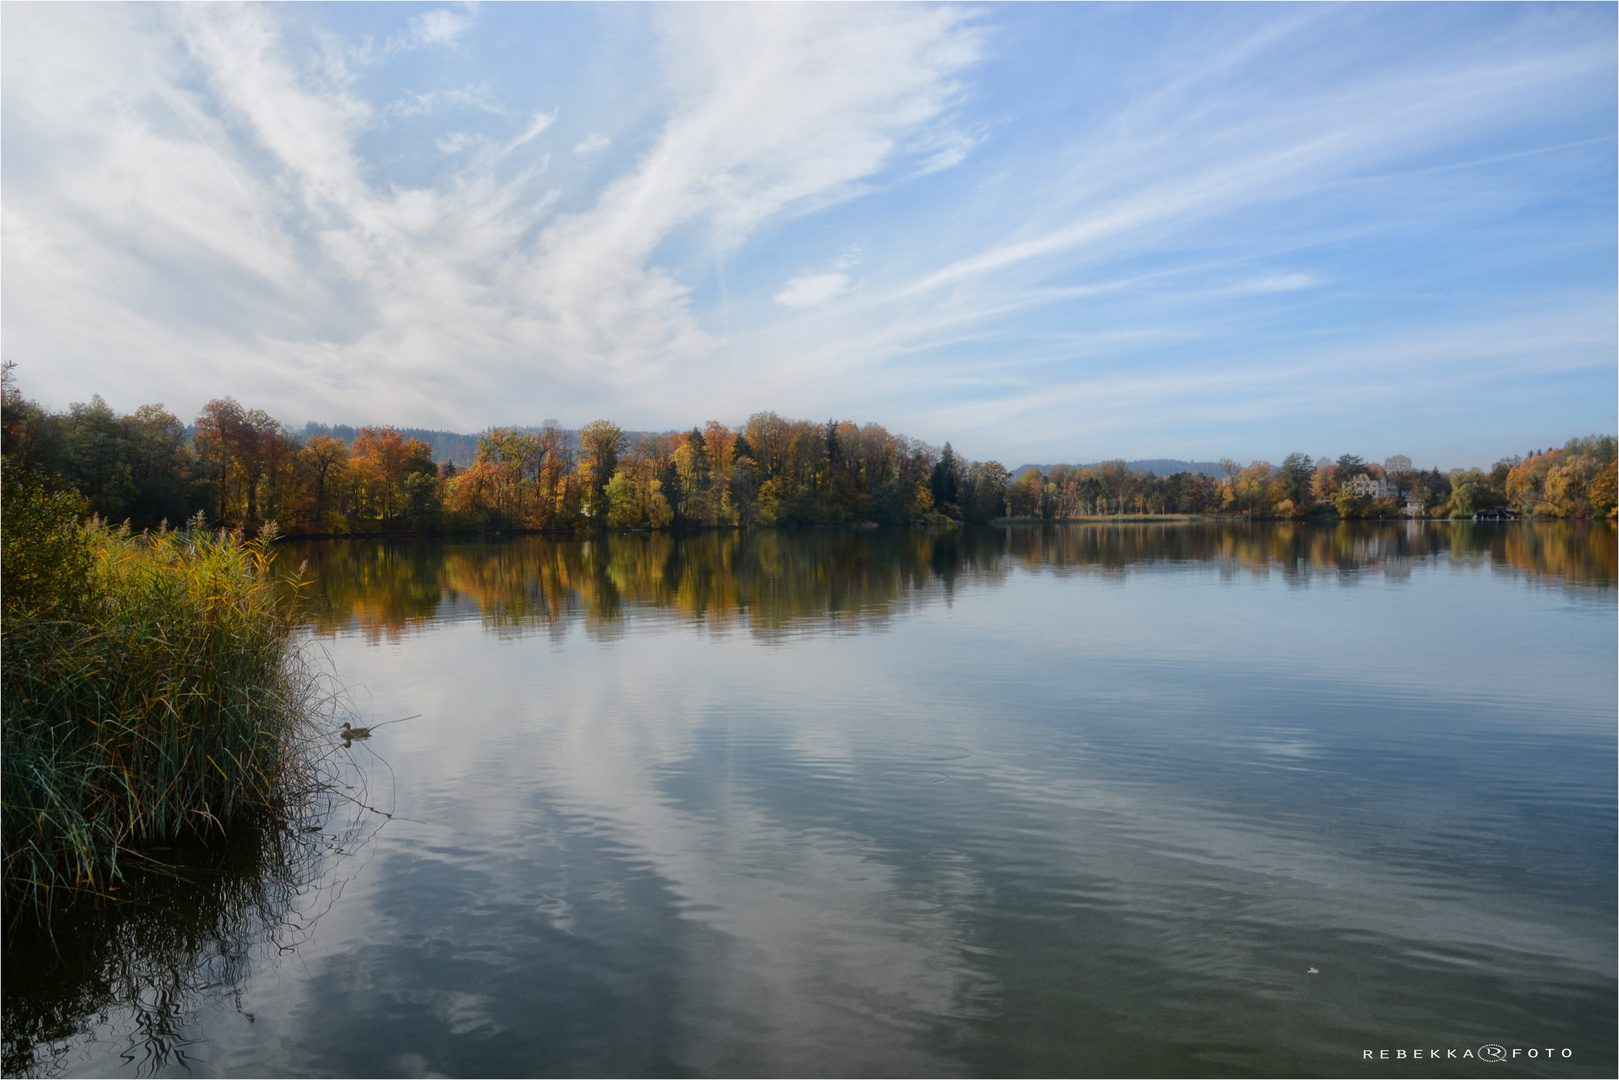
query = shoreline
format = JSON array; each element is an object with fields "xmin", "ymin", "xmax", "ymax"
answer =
[{"xmin": 263, "ymin": 513, "xmax": 1608, "ymax": 541}]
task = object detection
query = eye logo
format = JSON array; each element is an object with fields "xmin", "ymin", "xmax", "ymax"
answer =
[{"xmin": 1478, "ymin": 1044, "xmax": 1507, "ymax": 1062}]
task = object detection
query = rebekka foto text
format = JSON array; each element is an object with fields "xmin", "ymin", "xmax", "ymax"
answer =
[{"xmin": 1364, "ymin": 1045, "xmax": 1571, "ymax": 1062}]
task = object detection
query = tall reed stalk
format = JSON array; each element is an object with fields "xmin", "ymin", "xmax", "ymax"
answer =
[{"xmin": 3, "ymin": 495, "xmax": 326, "ymax": 914}]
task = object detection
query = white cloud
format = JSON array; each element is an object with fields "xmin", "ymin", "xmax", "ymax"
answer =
[
  {"xmin": 1228, "ymin": 272, "xmax": 1318, "ymax": 294},
  {"xmin": 385, "ymin": 82, "xmax": 505, "ymax": 119},
  {"xmin": 409, "ymin": 9, "xmax": 469, "ymax": 49},
  {"xmin": 879, "ymin": 27, "xmax": 1615, "ymax": 317},
  {"xmin": 501, "ymin": 2, "xmax": 981, "ymax": 379},
  {"xmin": 435, "ymin": 131, "xmax": 478, "ymax": 155},
  {"xmin": 505, "ymin": 110, "xmax": 557, "ymax": 154},
  {"xmin": 0, "ymin": 2, "xmax": 980, "ymax": 426},
  {"xmin": 775, "ymin": 273, "xmax": 849, "ymax": 308},
  {"xmin": 573, "ymin": 133, "xmax": 611, "ymax": 154}
]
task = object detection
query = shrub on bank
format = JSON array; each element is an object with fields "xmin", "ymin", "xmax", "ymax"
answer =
[{"xmin": 2, "ymin": 463, "xmax": 320, "ymax": 912}]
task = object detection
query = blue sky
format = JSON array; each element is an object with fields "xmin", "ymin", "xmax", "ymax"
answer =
[{"xmin": 2, "ymin": 2, "xmax": 1613, "ymax": 468}]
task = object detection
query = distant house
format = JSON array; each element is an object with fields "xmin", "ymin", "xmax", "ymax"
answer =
[
  {"xmin": 1404, "ymin": 495, "xmax": 1426, "ymax": 517},
  {"xmin": 1345, "ymin": 473, "xmax": 1396, "ymax": 500}
]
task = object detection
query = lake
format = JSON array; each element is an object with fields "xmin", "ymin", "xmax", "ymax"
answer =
[{"xmin": 5, "ymin": 522, "xmax": 1615, "ymax": 1078}]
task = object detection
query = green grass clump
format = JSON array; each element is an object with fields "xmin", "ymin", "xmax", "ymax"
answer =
[{"xmin": 3, "ymin": 464, "xmax": 323, "ymax": 913}]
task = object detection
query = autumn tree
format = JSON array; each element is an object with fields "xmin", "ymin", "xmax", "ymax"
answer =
[
  {"xmin": 1008, "ymin": 468, "xmax": 1047, "ymax": 518},
  {"xmin": 931, "ymin": 443, "xmax": 962, "ymax": 512},
  {"xmin": 351, "ymin": 427, "xmax": 436, "ymax": 524},
  {"xmin": 193, "ymin": 398, "xmax": 265, "ymax": 526},
  {"xmin": 1279, "ymin": 452, "xmax": 1315, "ymax": 509},
  {"xmin": 1311, "ymin": 458, "xmax": 1339, "ymax": 502},
  {"xmin": 1448, "ymin": 469, "xmax": 1492, "ymax": 518},
  {"xmin": 671, "ymin": 427, "xmax": 714, "ymax": 524},
  {"xmin": 1590, "ymin": 459, "xmax": 1618, "ymax": 518},
  {"xmin": 577, "ymin": 420, "xmax": 626, "ymax": 527},
  {"xmin": 255, "ymin": 416, "xmax": 299, "ymax": 527},
  {"xmin": 1230, "ymin": 461, "xmax": 1277, "ymax": 517},
  {"xmin": 702, "ymin": 421, "xmax": 742, "ymax": 525},
  {"xmin": 606, "ymin": 443, "xmax": 674, "ymax": 529},
  {"xmin": 476, "ymin": 428, "xmax": 541, "ymax": 523},
  {"xmin": 298, "ymin": 435, "xmax": 351, "ymax": 530},
  {"xmin": 959, "ymin": 460, "xmax": 1011, "ymax": 522},
  {"xmin": 532, "ymin": 423, "xmax": 575, "ymax": 526}
]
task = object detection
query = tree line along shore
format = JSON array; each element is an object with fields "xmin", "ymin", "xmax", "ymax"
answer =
[{"xmin": 5, "ymin": 368, "xmax": 1615, "ymax": 537}]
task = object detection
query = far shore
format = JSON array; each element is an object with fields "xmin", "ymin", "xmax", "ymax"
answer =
[{"xmin": 255, "ymin": 513, "xmax": 1607, "ymax": 542}]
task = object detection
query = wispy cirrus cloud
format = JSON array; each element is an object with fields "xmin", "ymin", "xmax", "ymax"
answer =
[
  {"xmin": 775, "ymin": 274, "xmax": 850, "ymax": 309},
  {"xmin": 1227, "ymin": 273, "xmax": 1317, "ymax": 295},
  {"xmin": 385, "ymin": 82, "xmax": 506, "ymax": 119},
  {"xmin": 0, "ymin": 3, "xmax": 1610, "ymax": 466},
  {"xmin": 496, "ymin": 3, "xmax": 983, "ymax": 380},
  {"xmin": 1, "ymin": 2, "xmax": 982, "ymax": 426},
  {"xmin": 408, "ymin": 8, "xmax": 470, "ymax": 49}
]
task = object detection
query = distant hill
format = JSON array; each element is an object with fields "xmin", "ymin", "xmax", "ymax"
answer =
[
  {"xmin": 1009, "ymin": 459, "xmax": 1225, "ymax": 478},
  {"xmin": 302, "ymin": 423, "xmax": 483, "ymax": 467},
  {"xmin": 300, "ymin": 423, "xmax": 681, "ymax": 467}
]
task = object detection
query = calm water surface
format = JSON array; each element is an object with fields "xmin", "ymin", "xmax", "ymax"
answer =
[{"xmin": 6, "ymin": 522, "xmax": 1615, "ymax": 1077}]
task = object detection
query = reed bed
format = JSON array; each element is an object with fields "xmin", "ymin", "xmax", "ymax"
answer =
[
  {"xmin": 3, "ymin": 740, "xmax": 381, "ymax": 1075},
  {"xmin": 3, "ymin": 503, "xmax": 333, "ymax": 915}
]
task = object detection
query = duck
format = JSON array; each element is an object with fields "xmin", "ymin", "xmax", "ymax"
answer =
[{"xmin": 340, "ymin": 723, "xmax": 373, "ymax": 740}]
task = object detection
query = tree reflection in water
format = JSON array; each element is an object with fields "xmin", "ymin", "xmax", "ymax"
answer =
[
  {"xmin": 283, "ymin": 520, "xmax": 1614, "ymax": 642},
  {"xmin": 3, "ymin": 743, "xmax": 386, "ymax": 1078}
]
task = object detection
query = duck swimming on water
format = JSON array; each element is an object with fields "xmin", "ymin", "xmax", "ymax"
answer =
[{"xmin": 340, "ymin": 723, "xmax": 373, "ymax": 740}]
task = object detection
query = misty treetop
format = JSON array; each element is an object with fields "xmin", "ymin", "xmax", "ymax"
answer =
[{"xmin": 4, "ymin": 368, "xmax": 1614, "ymax": 536}]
